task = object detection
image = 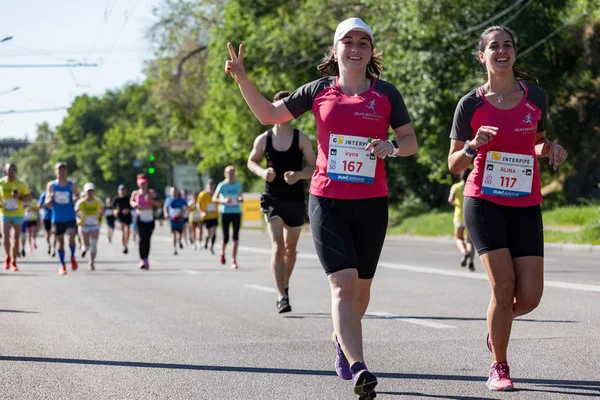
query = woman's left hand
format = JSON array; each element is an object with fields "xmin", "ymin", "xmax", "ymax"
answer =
[
  {"xmin": 365, "ymin": 139, "xmax": 393, "ymax": 159},
  {"xmin": 548, "ymin": 143, "xmax": 568, "ymax": 170}
]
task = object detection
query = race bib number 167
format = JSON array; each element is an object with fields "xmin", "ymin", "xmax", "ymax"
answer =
[{"xmin": 326, "ymin": 134, "xmax": 377, "ymax": 184}]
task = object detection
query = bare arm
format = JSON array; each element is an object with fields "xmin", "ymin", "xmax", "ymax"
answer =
[
  {"xmin": 130, "ymin": 191, "xmax": 138, "ymax": 209},
  {"xmin": 45, "ymin": 182, "xmax": 54, "ymax": 207},
  {"xmin": 534, "ymin": 130, "xmax": 568, "ymax": 170},
  {"xmin": 212, "ymin": 187, "xmax": 223, "ymax": 204},
  {"xmin": 448, "ymin": 190, "xmax": 456, "ymax": 206},
  {"xmin": 247, "ymin": 133, "xmax": 270, "ymax": 179},
  {"xmin": 295, "ymin": 132, "xmax": 316, "ymax": 180},
  {"xmin": 71, "ymin": 183, "xmax": 79, "ymax": 201},
  {"xmin": 21, "ymin": 192, "xmax": 32, "ymax": 202},
  {"xmin": 225, "ymin": 43, "xmax": 293, "ymax": 125},
  {"xmin": 448, "ymin": 125, "xmax": 498, "ymax": 175},
  {"xmin": 448, "ymin": 139, "xmax": 474, "ymax": 175}
]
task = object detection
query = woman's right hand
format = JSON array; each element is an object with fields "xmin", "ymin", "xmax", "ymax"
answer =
[
  {"xmin": 225, "ymin": 42, "xmax": 247, "ymax": 83},
  {"xmin": 470, "ymin": 126, "xmax": 498, "ymax": 149}
]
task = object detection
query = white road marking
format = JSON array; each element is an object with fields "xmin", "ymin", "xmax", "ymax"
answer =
[
  {"xmin": 379, "ymin": 261, "xmax": 489, "ymax": 281},
  {"xmin": 182, "ymin": 269, "xmax": 201, "ymax": 275},
  {"xmin": 238, "ymin": 246, "xmax": 600, "ymax": 293},
  {"xmin": 544, "ymin": 280, "xmax": 600, "ymax": 292},
  {"xmin": 244, "ymin": 284, "xmax": 277, "ymax": 293},
  {"xmin": 367, "ymin": 311, "xmax": 456, "ymax": 329}
]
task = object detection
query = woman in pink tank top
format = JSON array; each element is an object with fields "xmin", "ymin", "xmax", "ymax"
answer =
[{"xmin": 130, "ymin": 173, "xmax": 162, "ymax": 269}]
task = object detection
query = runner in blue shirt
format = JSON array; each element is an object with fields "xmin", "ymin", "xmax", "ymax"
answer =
[
  {"xmin": 164, "ymin": 187, "xmax": 188, "ymax": 256},
  {"xmin": 213, "ymin": 165, "xmax": 243, "ymax": 269},
  {"xmin": 45, "ymin": 162, "xmax": 79, "ymax": 275}
]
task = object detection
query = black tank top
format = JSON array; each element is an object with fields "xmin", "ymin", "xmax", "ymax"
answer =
[{"xmin": 264, "ymin": 129, "xmax": 304, "ymax": 201}]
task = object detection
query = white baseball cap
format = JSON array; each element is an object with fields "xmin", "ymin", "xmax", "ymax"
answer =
[
  {"xmin": 334, "ymin": 18, "xmax": 374, "ymax": 45},
  {"xmin": 83, "ymin": 182, "xmax": 95, "ymax": 192}
]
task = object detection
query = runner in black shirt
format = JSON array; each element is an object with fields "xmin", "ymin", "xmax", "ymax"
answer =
[
  {"xmin": 112, "ymin": 184, "xmax": 132, "ymax": 254},
  {"xmin": 248, "ymin": 90, "xmax": 316, "ymax": 314}
]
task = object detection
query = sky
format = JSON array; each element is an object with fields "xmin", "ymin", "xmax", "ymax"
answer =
[{"xmin": 0, "ymin": 0, "xmax": 163, "ymax": 140}]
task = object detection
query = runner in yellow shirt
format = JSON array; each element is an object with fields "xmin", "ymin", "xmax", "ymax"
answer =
[
  {"xmin": 197, "ymin": 179, "xmax": 219, "ymax": 254},
  {"xmin": 75, "ymin": 183, "xmax": 103, "ymax": 270},
  {"xmin": 188, "ymin": 192, "xmax": 202, "ymax": 250},
  {"xmin": 448, "ymin": 169, "xmax": 474, "ymax": 271},
  {"xmin": 0, "ymin": 163, "xmax": 31, "ymax": 271}
]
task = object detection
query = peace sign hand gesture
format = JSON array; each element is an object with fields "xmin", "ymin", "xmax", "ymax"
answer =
[{"xmin": 225, "ymin": 42, "xmax": 247, "ymax": 83}]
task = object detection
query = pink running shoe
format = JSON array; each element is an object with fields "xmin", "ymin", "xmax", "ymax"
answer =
[
  {"xmin": 231, "ymin": 261, "xmax": 238, "ymax": 269},
  {"xmin": 487, "ymin": 362, "xmax": 514, "ymax": 391}
]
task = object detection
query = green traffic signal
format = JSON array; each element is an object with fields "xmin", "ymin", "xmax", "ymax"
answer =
[
  {"xmin": 148, "ymin": 167, "xmax": 156, "ymax": 174},
  {"xmin": 149, "ymin": 155, "xmax": 156, "ymax": 162}
]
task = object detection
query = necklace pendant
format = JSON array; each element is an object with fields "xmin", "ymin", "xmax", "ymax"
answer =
[{"xmin": 497, "ymin": 93, "xmax": 503, "ymax": 103}]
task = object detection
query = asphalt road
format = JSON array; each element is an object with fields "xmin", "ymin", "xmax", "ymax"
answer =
[{"xmin": 1, "ymin": 225, "xmax": 598, "ymax": 399}]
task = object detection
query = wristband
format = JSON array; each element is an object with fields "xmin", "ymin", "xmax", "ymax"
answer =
[{"xmin": 463, "ymin": 140, "xmax": 478, "ymax": 158}]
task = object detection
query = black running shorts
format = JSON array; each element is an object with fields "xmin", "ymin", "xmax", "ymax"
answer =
[
  {"xmin": 25, "ymin": 221, "xmax": 38, "ymax": 229},
  {"xmin": 464, "ymin": 196, "xmax": 544, "ymax": 258},
  {"xmin": 260, "ymin": 193, "xmax": 305, "ymax": 228},
  {"xmin": 308, "ymin": 194, "xmax": 388, "ymax": 280},
  {"xmin": 118, "ymin": 214, "xmax": 132, "ymax": 225},
  {"xmin": 43, "ymin": 219, "xmax": 52, "ymax": 232},
  {"xmin": 52, "ymin": 220, "xmax": 77, "ymax": 236},
  {"xmin": 203, "ymin": 218, "xmax": 218, "ymax": 229}
]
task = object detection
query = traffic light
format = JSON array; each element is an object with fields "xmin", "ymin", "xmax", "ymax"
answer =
[{"xmin": 148, "ymin": 154, "xmax": 156, "ymax": 174}]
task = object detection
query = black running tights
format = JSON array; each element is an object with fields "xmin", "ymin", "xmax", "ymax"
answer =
[{"xmin": 137, "ymin": 221, "xmax": 155, "ymax": 259}]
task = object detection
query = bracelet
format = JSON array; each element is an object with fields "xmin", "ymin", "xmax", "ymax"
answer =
[{"xmin": 541, "ymin": 141, "xmax": 553, "ymax": 157}]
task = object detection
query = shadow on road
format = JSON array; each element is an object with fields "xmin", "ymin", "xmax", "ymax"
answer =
[
  {"xmin": 0, "ymin": 356, "xmax": 597, "ymax": 396},
  {"xmin": 284, "ymin": 312, "xmax": 578, "ymax": 324},
  {"xmin": 0, "ymin": 309, "xmax": 39, "ymax": 313},
  {"xmin": 380, "ymin": 388, "xmax": 599, "ymax": 398},
  {"xmin": 379, "ymin": 392, "xmax": 494, "ymax": 399}
]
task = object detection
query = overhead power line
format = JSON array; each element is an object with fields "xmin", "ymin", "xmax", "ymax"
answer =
[
  {"xmin": 461, "ymin": 0, "xmax": 526, "ymax": 34},
  {"xmin": 0, "ymin": 63, "xmax": 98, "ymax": 68},
  {"xmin": 0, "ymin": 107, "xmax": 68, "ymax": 115},
  {"xmin": 518, "ymin": 13, "xmax": 586, "ymax": 58},
  {"xmin": 448, "ymin": 0, "xmax": 535, "ymax": 56}
]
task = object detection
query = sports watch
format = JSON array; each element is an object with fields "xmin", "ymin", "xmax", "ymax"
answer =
[
  {"xmin": 386, "ymin": 140, "xmax": 400, "ymax": 157},
  {"xmin": 463, "ymin": 140, "xmax": 478, "ymax": 158}
]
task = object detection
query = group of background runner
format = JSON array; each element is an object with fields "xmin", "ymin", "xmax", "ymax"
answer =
[{"xmin": 0, "ymin": 162, "xmax": 223, "ymax": 274}]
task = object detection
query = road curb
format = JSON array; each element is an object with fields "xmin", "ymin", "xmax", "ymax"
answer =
[
  {"xmin": 240, "ymin": 228, "xmax": 600, "ymax": 252},
  {"xmin": 385, "ymin": 233, "xmax": 600, "ymax": 252}
]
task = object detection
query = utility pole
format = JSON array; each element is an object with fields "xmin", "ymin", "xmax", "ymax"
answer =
[{"xmin": 165, "ymin": 124, "xmax": 173, "ymax": 188}]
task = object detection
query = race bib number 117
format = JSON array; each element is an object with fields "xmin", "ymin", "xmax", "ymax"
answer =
[{"xmin": 482, "ymin": 151, "xmax": 534, "ymax": 198}]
